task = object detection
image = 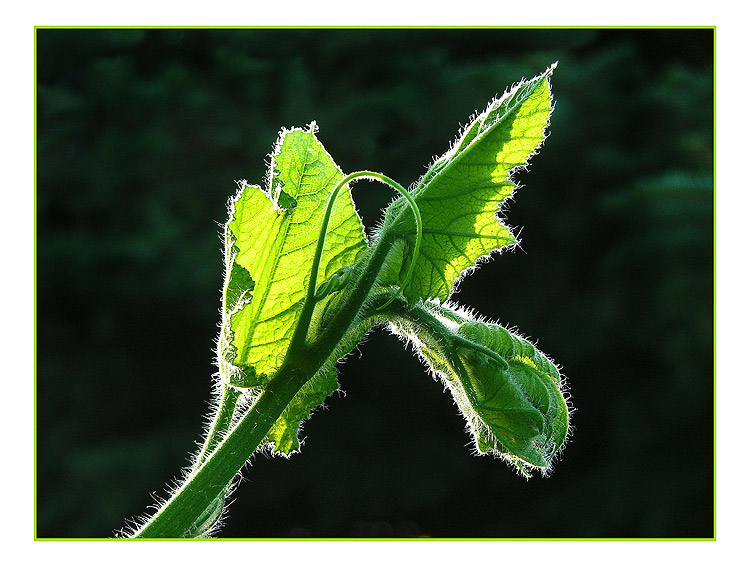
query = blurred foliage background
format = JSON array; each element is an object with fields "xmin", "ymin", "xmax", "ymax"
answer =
[{"xmin": 36, "ymin": 28, "xmax": 713, "ymax": 538}]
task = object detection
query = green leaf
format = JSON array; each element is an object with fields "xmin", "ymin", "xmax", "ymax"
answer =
[
  {"xmin": 129, "ymin": 68, "xmax": 570, "ymax": 539},
  {"xmin": 224, "ymin": 262, "xmax": 254, "ymax": 314},
  {"xmin": 265, "ymin": 368, "xmax": 338, "ymax": 455},
  {"xmin": 390, "ymin": 302, "xmax": 569, "ymax": 476},
  {"xmin": 221, "ymin": 125, "xmax": 367, "ymax": 386},
  {"xmin": 452, "ymin": 320, "xmax": 569, "ymax": 474},
  {"xmin": 395, "ymin": 66, "xmax": 555, "ymax": 302},
  {"xmin": 265, "ymin": 311, "xmax": 376, "ymax": 455}
]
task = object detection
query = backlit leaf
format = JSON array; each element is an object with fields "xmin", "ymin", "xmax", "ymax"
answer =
[
  {"xmin": 265, "ymin": 368, "xmax": 338, "ymax": 455},
  {"xmin": 390, "ymin": 303, "xmax": 570, "ymax": 476},
  {"xmin": 221, "ymin": 126, "xmax": 367, "ymax": 387},
  {"xmin": 392, "ymin": 65, "xmax": 555, "ymax": 302},
  {"xmin": 218, "ymin": 126, "xmax": 367, "ymax": 453}
]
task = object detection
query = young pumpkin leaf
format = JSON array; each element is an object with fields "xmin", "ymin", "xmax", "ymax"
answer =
[
  {"xmin": 391, "ymin": 65, "xmax": 555, "ymax": 303},
  {"xmin": 221, "ymin": 125, "xmax": 367, "ymax": 388},
  {"xmin": 128, "ymin": 67, "xmax": 570, "ymax": 538},
  {"xmin": 390, "ymin": 303, "xmax": 569, "ymax": 476},
  {"xmin": 453, "ymin": 320, "xmax": 569, "ymax": 473}
]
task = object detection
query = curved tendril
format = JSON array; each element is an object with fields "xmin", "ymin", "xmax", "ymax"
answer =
[
  {"xmin": 306, "ymin": 170, "xmax": 422, "ymax": 318},
  {"xmin": 367, "ymin": 173, "xmax": 422, "ymax": 311}
]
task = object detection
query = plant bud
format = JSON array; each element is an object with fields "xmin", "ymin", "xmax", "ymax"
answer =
[{"xmin": 445, "ymin": 321, "xmax": 569, "ymax": 475}]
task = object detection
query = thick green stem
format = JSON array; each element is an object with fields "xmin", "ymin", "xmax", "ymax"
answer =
[
  {"xmin": 132, "ymin": 170, "xmax": 421, "ymax": 538},
  {"xmin": 133, "ymin": 366, "xmax": 308, "ymax": 538},
  {"xmin": 313, "ymin": 232, "xmax": 393, "ymax": 350},
  {"xmin": 132, "ymin": 228, "xmax": 394, "ymax": 538}
]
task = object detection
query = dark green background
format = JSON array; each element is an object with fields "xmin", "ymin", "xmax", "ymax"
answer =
[{"xmin": 36, "ymin": 28, "xmax": 714, "ymax": 538}]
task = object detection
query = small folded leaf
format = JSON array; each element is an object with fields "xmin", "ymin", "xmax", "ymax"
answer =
[
  {"xmin": 220, "ymin": 126, "xmax": 367, "ymax": 387},
  {"xmin": 393, "ymin": 66, "xmax": 555, "ymax": 303},
  {"xmin": 452, "ymin": 320, "xmax": 570, "ymax": 473},
  {"xmin": 392, "ymin": 303, "xmax": 570, "ymax": 476}
]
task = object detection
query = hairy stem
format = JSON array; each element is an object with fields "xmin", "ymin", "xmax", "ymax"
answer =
[
  {"xmin": 193, "ymin": 385, "xmax": 241, "ymax": 467},
  {"xmin": 383, "ymin": 298, "xmax": 511, "ymax": 371},
  {"xmin": 133, "ymin": 365, "xmax": 308, "ymax": 538},
  {"xmin": 132, "ymin": 217, "xmax": 397, "ymax": 538},
  {"xmin": 131, "ymin": 169, "xmax": 424, "ymax": 538}
]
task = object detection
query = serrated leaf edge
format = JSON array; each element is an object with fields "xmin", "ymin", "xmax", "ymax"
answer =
[{"xmin": 414, "ymin": 64, "xmax": 557, "ymax": 301}]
